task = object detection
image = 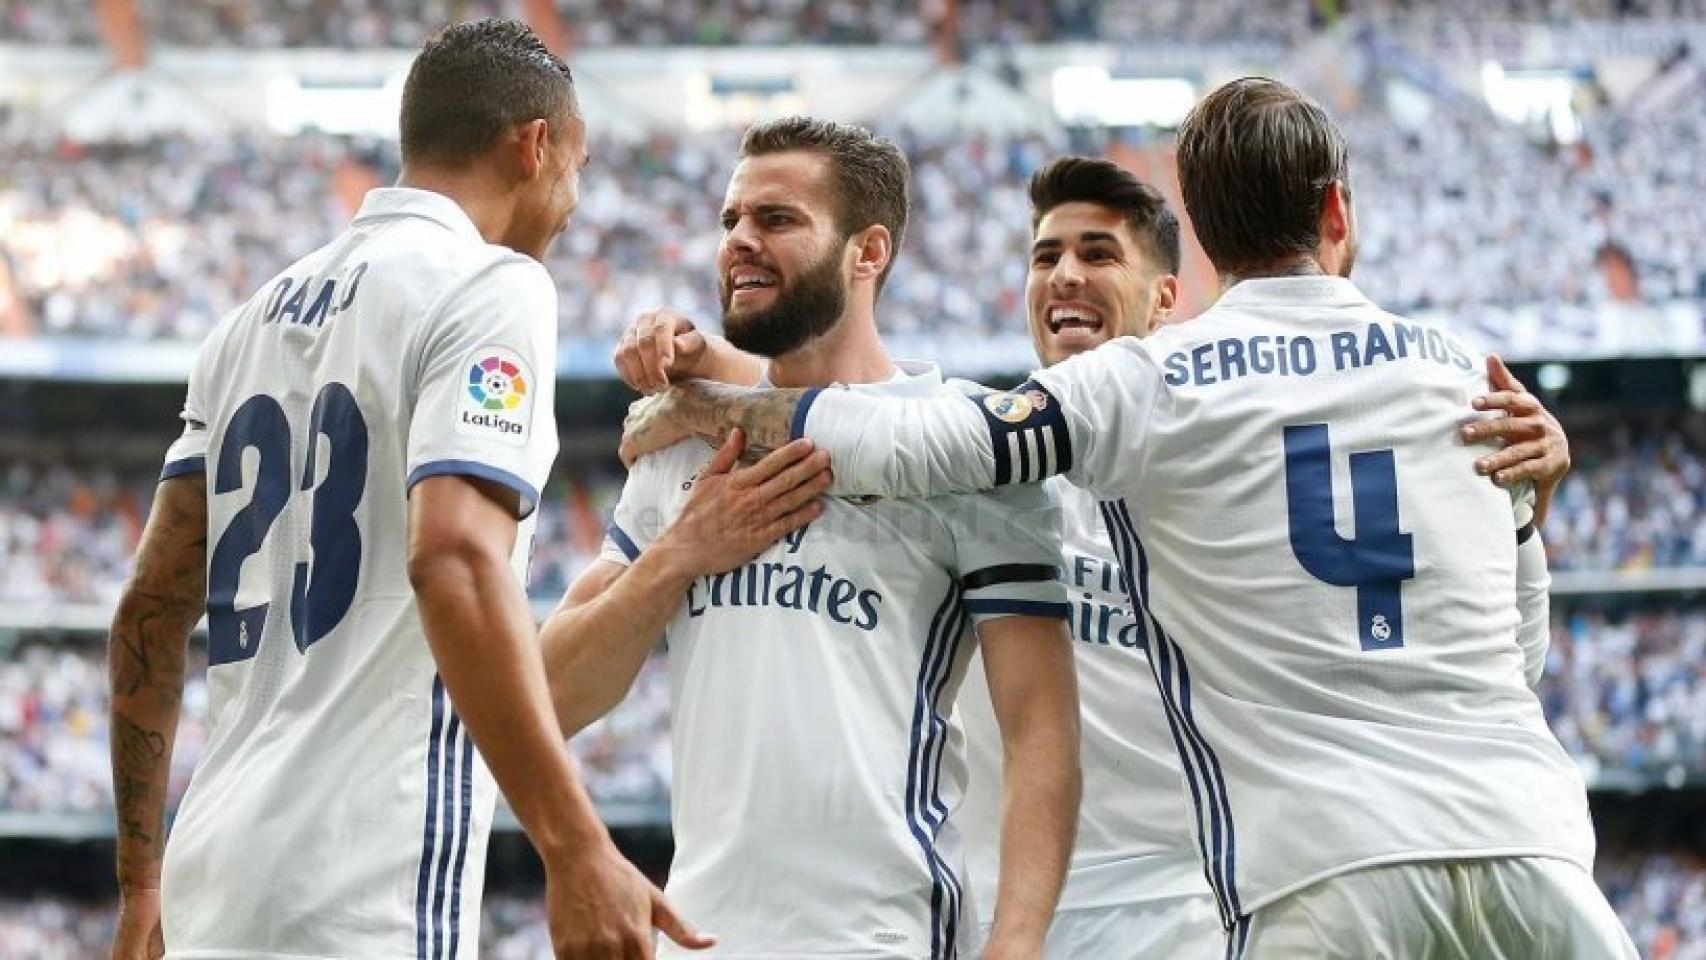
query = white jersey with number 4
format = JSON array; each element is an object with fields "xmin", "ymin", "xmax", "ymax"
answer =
[
  {"xmin": 798, "ymin": 276, "xmax": 1594, "ymax": 926},
  {"xmin": 601, "ymin": 361, "xmax": 1068, "ymax": 959},
  {"xmin": 157, "ymin": 188, "xmax": 559, "ymax": 960}
]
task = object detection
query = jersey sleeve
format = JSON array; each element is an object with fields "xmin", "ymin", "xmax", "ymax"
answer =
[
  {"xmin": 160, "ymin": 343, "xmax": 212, "ymax": 480},
  {"xmin": 404, "ymin": 258, "xmax": 560, "ymax": 519},
  {"xmin": 1514, "ymin": 527, "xmax": 1551, "ymax": 688},
  {"xmin": 595, "ymin": 450, "xmax": 675, "ymax": 569},
  {"xmin": 798, "ymin": 338, "xmax": 1161, "ymax": 501},
  {"xmin": 948, "ymin": 482, "xmax": 1070, "ymax": 626}
]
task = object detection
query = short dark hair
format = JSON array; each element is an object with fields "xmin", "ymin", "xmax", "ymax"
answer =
[
  {"xmin": 400, "ymin": 18, "xmax": 576, "ymax": 169},
  {"xmin": 1175, "ymin": 77, "xmax": 1348, "ymax": 276},
  {"xmin": 739, "ymin": 117, "xmax": 910, "ymax": 292},
  {"xmin": 1028, "ymin": 157, "xmax": 1182, "ymax": 275}
]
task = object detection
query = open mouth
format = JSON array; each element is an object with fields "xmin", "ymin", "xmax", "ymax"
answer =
[
  {"xmin": 729, "ymin": 266, "xmax": 779, "ymax": 295},
  {"xmin": 1045, "ymin": 304, "xmax": 1104, "ymax": 335}
]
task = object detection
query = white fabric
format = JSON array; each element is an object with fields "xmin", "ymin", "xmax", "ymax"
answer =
[
  {"xmin": 800, "ymin": 276, "xmax": 1593, "ymax": 926},
  {"xmin": 603, "ymin": 361, "xmax": 1067, "ymax": 959},
  {"xmin": 977, "ymin": 894, "xmax": 1225, "ymax": 960},
  {"xmin": 957, "ymin": 481, "xmax": 1210, "ymax": 920},
  {"xmin": 1233, "ymin": 856, "xmax": 1637, "ymax": 960},
  {"xmin": 160, "ymin": 187, "xmax": 559, "ymax": 960}
]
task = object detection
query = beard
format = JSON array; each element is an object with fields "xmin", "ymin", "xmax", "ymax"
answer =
[{"xmin": 720, "ymin": 245, "xmax": 847, "ymax": 358}]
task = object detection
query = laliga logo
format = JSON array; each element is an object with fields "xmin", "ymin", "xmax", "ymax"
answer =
[{"xmin": 468, "ymin": 356, "xmax": 528, "ymax": 411}]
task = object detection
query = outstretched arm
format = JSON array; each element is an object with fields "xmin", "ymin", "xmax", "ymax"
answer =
[{"xmin": 109, "ymin": 474, "xmax": 207, "ymax": 959}]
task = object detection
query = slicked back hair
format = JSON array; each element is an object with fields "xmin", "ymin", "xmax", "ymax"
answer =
[
  {"xmin": 739, "ymin": 117, "xmax": 910, "ymax": 292},
  {"xmin": 1029, "ymin": 156, "xmax": 1182, "ymax": 275},
  {"xmin": 1175, "ymin": 77, "xmax": 1349, "ymax": 276},
  {"xmin": 400, "ymin": 18, "xmax": 576, "ymax": 169}
]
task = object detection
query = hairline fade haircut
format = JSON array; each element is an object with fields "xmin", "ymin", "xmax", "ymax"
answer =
[
  {"xmin": 1028, "ymin": 156, "xmax": 1183, "ymax": 276},
  {"xmin": 1175, "ymin": 77, "xmax": 1349, "ymax": 276},
  {"xmin": 737, "ymin": 117, "xmax": 910, "ymax": 293},
  {"xmin": 399, "ymin": 18, "xmax": 577, "ymax": 169}
]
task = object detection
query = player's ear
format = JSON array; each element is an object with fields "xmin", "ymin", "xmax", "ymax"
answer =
[
  {"xmin": 849, "ymin": 224, "xmax": 892, "ymax": 284},
  {"xmin": 514, "ymin": 118, "xmax": 551, "ymax": 181},
  {"xmin": 1149, "ymin": 274, "xmax": 1180, "ymax": 333},
  {"xmin": 1320, "ymin": 180, "xmax": 1351, "ymax": 246}
]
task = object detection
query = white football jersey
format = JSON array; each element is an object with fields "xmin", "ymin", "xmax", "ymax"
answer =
[
  {"xmin": 157, "ymin": 188, "xmax": 559, "ymax": 959},
  {"xmin": 956, "ymin": 479, "xmax": 1209, "ymax": 921},
  {"xmin": 600, "ymin": 361, "xmax": 1068, "ymax": 959},
  {"xmin": 800, "ymin": 276, "xmax": 1593, "ymax": 926}
]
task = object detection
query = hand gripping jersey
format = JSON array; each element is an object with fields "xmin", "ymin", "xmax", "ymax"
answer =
[
  {"xmin": 797, "ymin": 277, "xmax": 1593, "ymax": 927},
  {"xmin": 600, "ymin": 361, "xmax": 1068, "ymax": 959},
  {"xmin": 955, "ymin": 480, "xmax": 1210, "ymax": 922},
  {"xmin": 157, "ymin": 188, "xmax": 559, "ymax": 959}
]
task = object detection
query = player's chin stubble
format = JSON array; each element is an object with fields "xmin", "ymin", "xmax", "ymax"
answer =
[{"xmin": 721, "ymin": 249, "xmax": 848, "ymax": 358}]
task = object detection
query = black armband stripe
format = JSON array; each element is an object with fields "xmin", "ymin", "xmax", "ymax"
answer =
[
  {"xmin": 960, "ymin": 563, "xmax": 1061, "ymax": 591},
  {"xmin": 1516, "ymin": 520, "xmax": 1536, "ymax": 545},
  {"xmin": 969, "ymin": 380, "xmax": 1073, "ymax": 486}
]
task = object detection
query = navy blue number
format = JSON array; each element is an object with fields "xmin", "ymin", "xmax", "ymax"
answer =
[
  {"xmin": 290, "ymin": 383, "xmax": 368, "ymax": 652},
  {"xmin": 205, "ymin": 385, "xmax": 368, "ymax": 664},
  {"xmin": 207, "ymin": 396, "xmax": 292, "ymax": 665},
  {"xmin": 1283, "ymin": 424, "xmax": 1414, "ymax": 651}
]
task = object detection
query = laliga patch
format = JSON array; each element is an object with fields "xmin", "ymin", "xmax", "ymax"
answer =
[{"xmin": 457, "ymin": 346, "xmax": 534, "ymax": 446}]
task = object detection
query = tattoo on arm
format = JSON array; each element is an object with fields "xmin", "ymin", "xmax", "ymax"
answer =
[
  {"xmin": 678, "ymin": 381, "xmax": 807, "ymax": 454},
  {"xmin": 109, "ymin": 476, "xmax": 206, "ymax": 888}
]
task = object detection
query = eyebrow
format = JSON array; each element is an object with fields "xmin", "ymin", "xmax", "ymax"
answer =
[
  {"xmin": 1031, "ymin": 231, "xmax": 1125, "ymax": 253},
  {"xmin": 722, "ymin": 202, "xmax": 809, "ymax": 221}
]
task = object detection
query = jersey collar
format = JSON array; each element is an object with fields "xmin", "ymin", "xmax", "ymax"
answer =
[
  {"xmin": 350, "ymin": 187, "xmax": 485, "ymax": 244},
  {"xmin": 1214, "ymin": 275, "xmax": 1371, "ymax": 309}
]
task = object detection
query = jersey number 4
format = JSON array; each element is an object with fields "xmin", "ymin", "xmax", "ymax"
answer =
[
  {"xmin": 1283, "ymin": 424, "xmax": 1415, "ymax": 651},
  {"xmin": 206, "ymin": 385, "xmax": 367, "ymax": 665}
]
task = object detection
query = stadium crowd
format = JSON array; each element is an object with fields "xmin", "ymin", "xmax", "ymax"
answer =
[
  {"xmin": 5, "ymin": 0, "xmax": 1705, "ymax": 48},
  {"xmin": 3, "ymin": 76, "xmax": 1704, "ymax": 344}
]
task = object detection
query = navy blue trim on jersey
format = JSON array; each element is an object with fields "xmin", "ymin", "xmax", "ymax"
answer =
[
  {"xmin": 959, "ymin": 563, "xmax": 1060, "ymax": 590},
  {"xmin": 447, "ymin": 720, "xmax": 475, "ymax": 960},
  {"xmin": 1100, "ymin": 500, "xmax": 1244, "ymax": 928},
  {"xmin": 160, "ymin": 456, "xmax": 206, "ymax": 481},
  {"xmin": 905, "ymin": 584, "xmax": 968, "ymax": 959},
  {"xmin": 430, "ymin": 714, "xmax": 463, "ymax": 959},
  {"xmin": 1225, "ymin": 914, "xmax": 1252, "ymax": 960},
  {"xmin": 607, "ymin": 522, "xmax": 642, "ymax": 562},
  {"xmin": 971, "ymin": 381, "xmax": 1073, "ymax": 486},
  {"xmin": 791, "ymin": 387, "xmax": 825, "ymax": 441},
  {"xmin": 407, "ymin": 460, "xmax": 539, "ymax": 520},
  {"xmin": 416, "ymin": 677, "xmax": 447, "ymax": 960},
  {"xmin": 962, "ymin": 598, "xmax": 1071, "ymax": 619}
]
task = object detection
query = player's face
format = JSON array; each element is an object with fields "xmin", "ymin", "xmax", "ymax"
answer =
[
  {"xmin": 716, "ymin": 152, "xmax": 851, "ymax": 357},
  {"xmin": 1026, "ymin": 202, "xmax": 1172, "ymax": 367}
]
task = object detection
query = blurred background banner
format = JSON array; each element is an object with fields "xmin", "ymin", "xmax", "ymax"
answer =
[{"xmin": 2, "ymin": 0, "xmax": 1705, "ymax": 956}]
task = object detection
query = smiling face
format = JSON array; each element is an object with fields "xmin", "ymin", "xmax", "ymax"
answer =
[
  {"xmin": 716, "ymin": 150, "xmax": 852, "ymax": 357},
  {"xmin": 1026, "ymin": 201, "xmax": 1173, "ymax": 366}
]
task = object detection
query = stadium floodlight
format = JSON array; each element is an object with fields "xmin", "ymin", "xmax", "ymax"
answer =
[{"xmin": 1051, "ymin": 66, "xmax": 1194, "ymax": 128}]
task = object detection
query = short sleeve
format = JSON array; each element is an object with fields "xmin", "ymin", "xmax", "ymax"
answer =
[
  {"xmin": 405, "ymin": 258, "xmax": 560, "ymax": 519},
  {"xmin": 160, "ymin": 345, "xmax": 212, "ymax": 480},
  {"xmin": 1029, "ymin": 337, "xmax": 1165, "ymax": 499},
  {"xmin": 948, "ymin": 482, "xmax": 1070, "ymax": 626},
  {"xmin": 593, "ymin": 453, "xmax": 672, "ymax": 569}
]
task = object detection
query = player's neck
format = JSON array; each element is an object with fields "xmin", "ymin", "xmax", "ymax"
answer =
[
  {"xmin": 767, "ymin": 313, "xmax": 896, "ymax": 388},
  {"xmin": 396, "ymin": 167, "xmax": 516, "ymax": 249},
  {"xmin": 1219, "ymin": 255, "xmax": 1327, "ymax": 290}
]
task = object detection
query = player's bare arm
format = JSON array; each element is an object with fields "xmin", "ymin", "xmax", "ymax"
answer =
[
  {"xmin": 977, "ymin": 616, "xmax": 1081, "ymax": 960},
  {"xmin": 408, "ymin": 474, "xmax": 713, "ymax": 959},
  {"xmin": 1462, "ymin": 354, "xmax": 1571, "ymax": 526},
  {"xmin": 540, "ymin": 432, "xmax": 829, "ymax": 734},
  {"xmin": 616, "ymin": 310, "xmax": 764, "ymax": 395},
  {"xmin": 108, "ymin": 474, "xmax": 207, "ymax": 960}
]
